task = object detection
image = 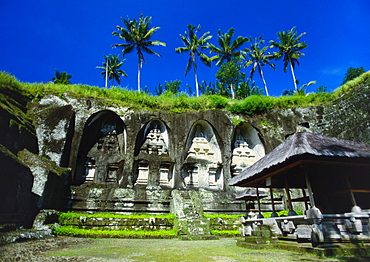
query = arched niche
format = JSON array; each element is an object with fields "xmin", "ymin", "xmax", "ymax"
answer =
[
  {"xmin": 134, "ymin": 119, "xmax": 169, "ymax": 156},
  {"xmin": 133, "ymin": 119, "xmax": 173, "ymax": 188},
  {"xmin": 75, "ymin": 110, "xmax": 126, "ymax": 185},
  {"xmin": 183, "ymin": 120, "xmax": 223, "ymax": 190},
  {"xmin": 231, "ymin": 122, "xmax": 265, "ymax": 177}
]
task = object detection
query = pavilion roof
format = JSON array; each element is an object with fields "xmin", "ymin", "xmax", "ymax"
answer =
[{"xmin": 229, "ymin": 132, "xmax": 370, "ymax": 187}]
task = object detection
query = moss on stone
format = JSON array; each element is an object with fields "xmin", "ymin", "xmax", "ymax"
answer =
[{"xmin": 17, "ymin": 149, "xmax": 69, "ymax": 176}]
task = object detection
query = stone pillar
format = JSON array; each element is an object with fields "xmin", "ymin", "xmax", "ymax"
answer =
[{"xmin": 136, "ymin": 162, "xmax": 149, "ymax": 185}]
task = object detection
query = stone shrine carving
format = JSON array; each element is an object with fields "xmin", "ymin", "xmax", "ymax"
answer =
[
  {"xmin": 184, "ymin": 124, "xmax": 222, "ymax": 190},
  {"xmin": 86, "ymin": 130, "xmax": 122, "ymax": 183},
  {"xmin": 135, "ymin": 124, "xmax": 173, "ymax": 188},
  {"xmin": 140, "ymin": 127, "xmax": 168, "ymax": 155},
  {"xmin": 231, "ymin": 129, "xmax": 257, "ymax": 176}
]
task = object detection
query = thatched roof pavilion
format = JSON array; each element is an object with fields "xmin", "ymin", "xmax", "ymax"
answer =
[{"xmin": 229, "ymin": 132, "xmax": 370, "ymax": 214}]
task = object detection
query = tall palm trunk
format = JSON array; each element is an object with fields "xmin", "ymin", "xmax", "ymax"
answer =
[
  {"xmin": 289, "ymin": 59, "xmax": 298, "ymax": 91},
  {"xmin": 105, "ymin": 57, "xmax": 109, "ymax": 88},
  {"xmin": 192, "ymin": 53, "xmax": 199, "ymax": 97},
  {"xmin": 259, "ymin": 67, "xmax": 269, "ymax": 96},
  {"xmin": 230, "ymin": 84, "xmax": 235, "ymax": 99},
  {"xmin": 137, "ymin": 57, "xmax": 142, "ymax": 92},
  {"xmin": 194, "ymin": 69, "xmax": 199, "ymax": 97}
]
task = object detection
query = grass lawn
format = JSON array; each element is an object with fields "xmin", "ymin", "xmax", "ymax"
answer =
[{"xmin": 47, "ymin": 238, "xmax": 342, "ymax": 261}]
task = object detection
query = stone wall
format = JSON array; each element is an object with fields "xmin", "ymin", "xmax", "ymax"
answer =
[
  {"xmin": 1, "ymin": 81, "xmax": 369, "ymax": 227},
  {"xmin": 26, "ymin": 82, "xmax": 370, "ymax": 215}
]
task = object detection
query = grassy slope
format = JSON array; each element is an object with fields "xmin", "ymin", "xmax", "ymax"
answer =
[{"xmin": 2, "ymin": 71, "xmax": 369, "ymax": 115}]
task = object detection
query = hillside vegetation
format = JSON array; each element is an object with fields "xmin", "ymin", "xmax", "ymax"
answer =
[{"xmin": 1, "ymin": 71, "xmax": 369, "ymax": 114}]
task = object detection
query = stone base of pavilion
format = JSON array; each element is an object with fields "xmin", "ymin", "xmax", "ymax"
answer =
[
  {"xmin": 237, "ymin": 206, "xmax": 370, "ymax": 256},
  {"xmin": 237, "ymin": 235, "xmax": 370, "ymax": 257}
]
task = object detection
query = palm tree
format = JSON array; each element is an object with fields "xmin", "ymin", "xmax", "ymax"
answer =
[
  {"xmin": 208, "ymin": 28, "xmax": 249, "ymax": 66},
  {"xmin": 270, "ymin": 27, "xmax": 308, "ymax": 91},
  {"xmin": 175, "ymin": 24, "xmax": 213, "ymax": 97},
  {"xmin": 52, "ymin": 69, "xmax": 72, "ymax": 84},
  {"xmin": 96, "ymin": 54, "xmax": 127, "ymax": 87},
  {"xmin": 244, "ymin": 38, "xmax": 275, "ymax": 96},
  {"xmin": 112, "ymin": 14, "xmax": 166, "ymax": 92}
]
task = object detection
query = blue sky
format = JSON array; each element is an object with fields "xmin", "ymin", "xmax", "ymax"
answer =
[{"xmin": 0, "ymin": 0, "xmax": 369, "ymax": 96}]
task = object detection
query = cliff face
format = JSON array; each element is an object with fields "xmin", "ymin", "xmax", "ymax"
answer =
[
  {"xmin": 0, "ymin": 81, "xmax": 369, "ymax": 226},
  {"xmin": 0, "ymin": 82, "xmax": 39, "ymax": 227}
]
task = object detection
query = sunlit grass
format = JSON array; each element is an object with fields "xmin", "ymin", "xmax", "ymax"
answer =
[
  {"xmin": 2, "ymin": 70, "xmax": 369, "ymax": 115},
  {"xmin": 47, "ymin": 238, "xmax": 337, "ymax": 261}
]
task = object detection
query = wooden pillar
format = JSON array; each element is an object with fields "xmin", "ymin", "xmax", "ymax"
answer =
[
  {"xmin": 270, "ymin": 187, "xmax": 278, "ymax": 217},
  {"xmin": 284, "ymin": 175, "xmax": 293, "ymax": 211},
  {"xmin": 304, "ymin": 171, "xmax": 316, "ymax": 208},
  {"xmin": 345, "ymin": 175, "xmax": 357, "ymax": 206},
  {"xmin": 256, "ymin": 187, "xmax": 263, "ymax": 218},
  {"xmin": 301, "ymin": 188, "xmax": 309, "ymax": 210}
]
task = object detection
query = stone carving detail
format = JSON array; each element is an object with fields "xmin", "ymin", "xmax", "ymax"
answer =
[
  {"xmin": 231, "ymin": 129, "xmax": 257, "ymax": 176},
  {"xmin": 140, "ymin": 127, "xmax": 168, "ymax": 155},
  {"xmin": 184, "ymin": 124, "xmax": 222, "ymax": 190},
  {"xmin": 135, "ymin": 123, "xmax": 173, "ymax": 188},
  {"xmin": 86, "ymin": 130, "xmax": 122, "ymax": 183}
]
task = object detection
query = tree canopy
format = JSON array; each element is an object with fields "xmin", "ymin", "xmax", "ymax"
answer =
[
  {"xmin": 342, "ymin": 67, "xmax": 365, "ymax": 84},
  {"xmin": 112, "ymin": 14, "xmax": 166, "ymax": 92},
  {"xmin": 52, "ymin": 69, "xmax": 72, "ymax": 85},
  {"xmin": 175, "ymin": 24, "xmax": 214, "ymax": 97}
]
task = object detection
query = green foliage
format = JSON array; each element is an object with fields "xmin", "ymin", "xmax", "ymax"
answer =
[
  {"xmin": 1, "ymin": 71, "xmax": 367, "ymax": 116},
  {"xmin": 0, "ymin": 72, "xmax": 35, "ymax": 135},
  {"xmin": 52, "ymin": 69, "xmax": 72, "ymax": 85},
  {"xmin": 206, "ymin": 95, "xmax": 228, "ymax": 109},
  {"xmin": 210, "ymin": 230, "xmax": 240, "ymax": 235},
  {"xmin": 59, "ymin": 211, "xmax": 176, "ymax": 225},
  {"xmin": 262, "ymin": 210, "xmax": 303, "ymax": 218},
  {"xmin": 235, "ymin": 81, "xmax": 263, "ymax": 99},
  {"xmin": 216, "ymin": 59, "xmax": 245, "ymax": 99},
  {"xmin": 54, "ymin": 226, "xmax": 177, "ymax": 237},
  {"xmin": 96, "ymin": 54, "xmax": 127, "ymax": 87},
  {"xmin": 336, "ymin": 71, "xmax": 370, "ymax": 95},
  {"xmin": 175, "ymin": 24, "xmax": 214, "ymax": 97},
  {"xmin": 204, "ymin": 213, "xmax": 244, "ymax": 219},
  {"xmin": 164, "ymin": 80, "xmax": 182, "ymax": 94},
  {"xmin": 316, "ymin": 85, "xmax": 328, "ymax": 93},
  {"xmin": 227, "ymin": 95, "xmax": 274, "ymax": 115},
  {"xmin": 342, "ymin": 67, "xmax": 366, "ymax": 84},
  {"xmin": 270, "ymin": 27, "xmax": 308, "ymax": 91},
  {"xmin": 112, "ymin": 14, "xmax": 166, "ymax": 92}
]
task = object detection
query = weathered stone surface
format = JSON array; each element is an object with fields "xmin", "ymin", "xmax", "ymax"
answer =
[{"xmin": 1, "ymin": 81, "xmax": 369, "ymax": 227}]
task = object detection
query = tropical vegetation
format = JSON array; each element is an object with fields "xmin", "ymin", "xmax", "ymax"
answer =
[
  {"xmin": 269, "ymin": 27, "xmax": 308, "ymax": 92},
  {"xmin": 96, "ymin": 54, "xmax": 127, "ymax": 87},
  {"xmin": 52, "ymin": 69, "xmax": 72, "ymax": 85},
  {"xmin": 2, "ymin": 70, "xmax": 368, "ymax": 115},
  {"xmin": 244, "ymin": 37, "xmax": 275, "ymax": 96},
  {"xmin": 175, "ymin": 24, "xmax": 214, "ymax": 97},
  {"xmin": 112, "ymin": 14, "xmax": 166, "ymax": 92}
]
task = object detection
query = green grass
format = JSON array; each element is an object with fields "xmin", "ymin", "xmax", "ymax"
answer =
[
  {"xmin": 46, "ymin": 238, "xmax": 338, "ymax": 261},
  {"xmin": 3, "ymin": 71, "xmax": 369, "ymax": 115},
  {"xmin": 54, "ymin": 226, "xmax": 177, "ymax": 237}
]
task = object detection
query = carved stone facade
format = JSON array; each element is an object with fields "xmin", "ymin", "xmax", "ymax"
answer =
[{"xmin": 68, "ymin": 111, "xmax": 266, "ymax": 213}]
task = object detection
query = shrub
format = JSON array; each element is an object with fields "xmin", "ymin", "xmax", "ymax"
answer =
[
  {"xmin": 54, "ymin": 226, "xmax": 177, "ymax": 237},
  {"xmin": 204, "ymin": 213, "xmax": 244, "ymax": 219},
  {"xmin": 227, "ymin": 95, "xmax": 275, "ymax": 115}
]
